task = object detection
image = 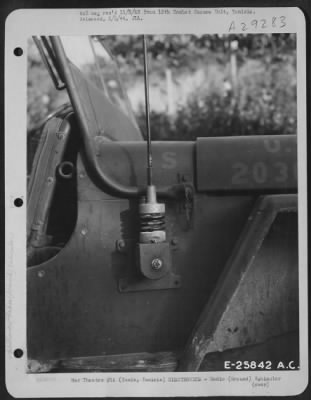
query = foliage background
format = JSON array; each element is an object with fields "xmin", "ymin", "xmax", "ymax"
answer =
[{"xmin": 27, "ymin": 34, "xmax": 296, "ymax": 142}]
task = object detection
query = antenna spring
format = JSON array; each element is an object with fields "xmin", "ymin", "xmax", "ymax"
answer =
[{"xmin": 140, "ymin": 213, "xmax": 165, "ymax": 232}]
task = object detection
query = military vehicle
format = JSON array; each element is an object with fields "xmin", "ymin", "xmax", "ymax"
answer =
[{"xmin": 27, "ymin": 35, "xmax": 299, "ymax": 373}]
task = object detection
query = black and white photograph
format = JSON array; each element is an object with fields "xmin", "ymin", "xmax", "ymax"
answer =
[{"xmin": 5, "ymin": 7, "xmax": 308, "ymax": 398}]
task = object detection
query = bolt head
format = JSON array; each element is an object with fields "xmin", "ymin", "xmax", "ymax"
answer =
[
  {"xmin": 151, "ymin": 258, "xmax": 163, "ymax": 270},
  {"xmin": 38, "ymin": 270, "xmax": 45, "ymax": 278},
  {"xmin": 117, "ymin": 239, "xmax": 126, "ymax": 252}
]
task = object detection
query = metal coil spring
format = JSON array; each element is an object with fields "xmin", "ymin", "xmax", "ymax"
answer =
[{"xmin": 140, "ymin": 213, "xmax": 165, "ymax": 232}]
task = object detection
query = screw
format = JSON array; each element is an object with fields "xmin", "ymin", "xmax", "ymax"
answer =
[
  {"xmin": 38, "ymin": 270, "xmax": 45, "ymax": 278},
  {"xmin": 56, "ymin": 131, "xmax": 66, "ymax": 140},
  {"xmin": 116, "ymin": 239, "xmax": 126, "ymax": 252},
  {"xmin": 151, "ymin": 258, "xmax": 163, "ymax": 270},
  {"xmin": 47, "ymin": 176, "xmax": 54, "ymax": 184},
  {"xmin": 79, "ymin": 172, "xmax": 85, "ymax": 179},
  {"xmin": 81, "ymin": 228, "xmax": 88, "ymax": 236},
  {"xmin": 171, "ymin": 238, "xmax": 178, "ymax": 246}
]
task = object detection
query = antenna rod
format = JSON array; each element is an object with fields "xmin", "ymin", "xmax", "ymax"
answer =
[{"xmin": 143, "ymin": 35, "xmax": 153, "ymax": 186}]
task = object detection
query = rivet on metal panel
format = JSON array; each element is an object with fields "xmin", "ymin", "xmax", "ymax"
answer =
[
  {"xmin": 47, "ymin": 176, "xmax": 54, "ymax": 184},
  {"xmin": 81, "ymin": 228, "xmax": 88, "ymax": 236},
  {"xmin": 56, "ymin": 131, "xmax": 65, "ymax": 140},
  {"xmin": 171, "ymin": 238, "xmax": 178, "ymax": 246},
  {"xmin": 116, "ymin": 239, "xmax": 126, "ymax": 253},
  {"xmin": 38, "ymin": 270, "xmax": 45, "ymax": 278}
]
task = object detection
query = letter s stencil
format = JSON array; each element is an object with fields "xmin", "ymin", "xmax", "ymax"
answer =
[{"xmin": 162, "ymin": 151, "xmax": 177, "ymax": 169}]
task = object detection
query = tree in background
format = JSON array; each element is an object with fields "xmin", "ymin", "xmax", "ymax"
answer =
[
  {"xmin": 96, "ymin": 34, "xmax": 296, "ymax": 139},
  {"xmin": 27, "ymin": 34, "xmax": 296, "ymax": 142}
]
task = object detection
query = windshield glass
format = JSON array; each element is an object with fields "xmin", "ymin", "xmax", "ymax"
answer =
[{"xmin": 61, "ymin": 36, "xmax": 138, "ymax": 125}]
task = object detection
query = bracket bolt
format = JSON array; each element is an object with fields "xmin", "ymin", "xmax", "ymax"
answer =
[
  {"xmin": 116, "ymin": 239, "xmax": 126, "ymax": 252},
  {"xmin": 151, "ymin": 258, "xmax": 163, "ymax": 270}
]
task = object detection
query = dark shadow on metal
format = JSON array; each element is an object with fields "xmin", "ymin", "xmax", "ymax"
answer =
[{"xmin": 178, "ymin": 194, "xmax": 298, "ymax": 371}]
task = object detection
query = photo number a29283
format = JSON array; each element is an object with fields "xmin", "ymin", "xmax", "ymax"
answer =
[{"xmin": 229, "ymin": 16, "xmax": 286, "ymax": 32}]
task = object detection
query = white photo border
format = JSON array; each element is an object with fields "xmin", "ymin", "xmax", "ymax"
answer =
[{"xmin": 5, "ymin": 7, "xmax": 308, "ymax": 398}]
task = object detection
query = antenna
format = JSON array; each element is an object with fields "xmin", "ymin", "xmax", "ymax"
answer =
[
  {"xmin": 139, "ymin": 35, "xmax": 166, "ymax": 245},
  {"xmin": 143, "ymin": 35, "xmax": 153, "ymax": 187}
]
